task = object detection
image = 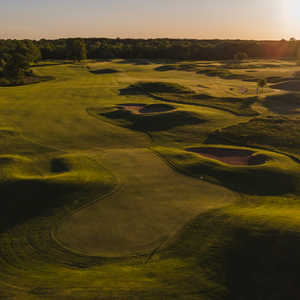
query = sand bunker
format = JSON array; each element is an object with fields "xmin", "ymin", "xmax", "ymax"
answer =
[
  {"xmin": 118, "ymin": 103, "xmax": 175, "ymax": 114},
  {"xmin": 271, "ymin": 80, "xmax": 300, "ymax": 92},
  {"xmin": 186, "ymin": 147, "xmax": 268, "ymax": 166}
]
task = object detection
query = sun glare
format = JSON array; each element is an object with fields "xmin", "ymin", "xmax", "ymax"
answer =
[{"xmin": 280, "ymin": 0, "xmax": 300, "ymax": 36}]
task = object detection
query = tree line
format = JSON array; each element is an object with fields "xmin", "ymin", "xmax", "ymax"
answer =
[{"xmin": 0, "ymin": 38, "xmax": 299, "ymax": 84}]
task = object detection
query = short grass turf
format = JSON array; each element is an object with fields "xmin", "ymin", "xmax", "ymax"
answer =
[
  {"xmin": 1, "ymin": 59, "xmax": 300, "ymax": 299},
  {"xmin": 57, "ymin": 148, "xmax": 235, "ymax": 257}
]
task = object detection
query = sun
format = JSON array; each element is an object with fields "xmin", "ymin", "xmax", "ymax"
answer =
[{"xmin": 279, "ymin": 0, "xmax": 300, "ymax": 37}]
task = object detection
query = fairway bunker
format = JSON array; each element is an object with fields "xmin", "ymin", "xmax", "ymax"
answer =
[
  {"xmin": 118, "ymin": 103, "xmax": 175, "ymax": 114},
  {"xmin": 186, "ymin": 147, "xmax": 268, "ymax": 166}
]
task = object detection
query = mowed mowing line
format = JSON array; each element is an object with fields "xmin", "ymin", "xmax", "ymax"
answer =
[{"xmin": 56, "ymin": 148, "xmax": 237, "ymax": 257}]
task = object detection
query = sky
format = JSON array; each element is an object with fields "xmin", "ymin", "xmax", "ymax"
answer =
[{"xmin": 1, "ymin": 0, "xmax": 300, "ymax": 40}]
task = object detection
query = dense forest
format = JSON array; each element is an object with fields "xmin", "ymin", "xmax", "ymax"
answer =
[{"xmin": 0, "ymin": 38, "xmax": 299, "ymax": 85}]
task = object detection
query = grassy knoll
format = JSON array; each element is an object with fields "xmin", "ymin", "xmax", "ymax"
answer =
[
  {"xmin": 154, "ymin": 145, "xmax": 300, "ymax": 195},
  {"xmin": 207, "ymin": 116, "xmax": 300, "ymax": 155},
  {"xmin": 119, "ymin": 81, "xmax": 259, "ymax": 116},
  {"xmin": 1, "ymin": 59, "xmax": 300, "ymax": 299},
  {"xmin": 90, "ymin": 103, "xmax": 247, "ymax": 147}
]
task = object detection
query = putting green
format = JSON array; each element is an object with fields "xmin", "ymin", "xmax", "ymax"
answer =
[{"xmin": 56, "ymin": 148, "xmax": 237, "ymax": 257}]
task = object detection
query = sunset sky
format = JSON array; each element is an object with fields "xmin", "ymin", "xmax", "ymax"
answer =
[{"xmin": 1, "ymin": 0, "xmax": 299, "ymax": 40}]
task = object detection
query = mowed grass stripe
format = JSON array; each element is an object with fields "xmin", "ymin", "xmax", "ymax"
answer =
[{"xmin": 56, "ymin": 148, "xmax": 237, "ymax": 257}]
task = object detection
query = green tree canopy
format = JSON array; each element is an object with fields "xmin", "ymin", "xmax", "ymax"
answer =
[
  {"xmin": 67, "ymin": 39, "xmax": 87, "ymax": 62},
  {"xmin": 234, "ymin": 52, "xmax": 248, "ymax": 61}
]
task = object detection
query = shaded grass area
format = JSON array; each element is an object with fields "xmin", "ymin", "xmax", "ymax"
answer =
[
  {"xmin": 3, "ymin": 198, "xmax": 300, "ymax": 300},
  {"xmin": 93, "ymin": 106, "xmax": 205, "ymax": 132},
  {"xmin": 155, "ymin": 63, "xmax": 199, "ymax": 72},
  {"xmin": 176, "ymin": 206, "xmax": 300, "ymax": 300},
  {"xmin": 120, "ymin": 81, "xmax": 195, "ymax": 95},
  {"xmin": 0, "ymin": 153, "xmax": 115, "ymax": 232},
  {"xmin": 89, "ymin": 68, "xmax": 121, "ymax": 74},
  {"xmin": 206, "ymin": 116, "xmax": 300, "ymax": 155},
  {"xmin": 263, "ymin": 93, "xmax": 300, "ymax": 115},
  {"xmin": 271, "ymin": 80, "xmax": 300, "ymax": 92}
]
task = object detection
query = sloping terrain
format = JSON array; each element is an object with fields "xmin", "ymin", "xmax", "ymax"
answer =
[{"xmin": 1, "ymin": 59, "xmax": 300, "ymax": 300}]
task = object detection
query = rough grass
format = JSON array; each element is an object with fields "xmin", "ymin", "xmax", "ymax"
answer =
[{"xmin": 207, "ymin": 116, "xmax": 300, "ymax": 156}]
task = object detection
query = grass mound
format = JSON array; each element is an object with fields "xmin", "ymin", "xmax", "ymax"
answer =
[
  {"xmin": 0, "ymin": 154, "xmax": 115, "ymax": 231},
  {"xmin": 263, "ymin": 93, "xmax": 300, "ymax": 114},
  {"xmin": 207, "ymin": 116, "xmax": 300, "ymax": 155},
  {"xmin": 155, "ymin": 146, "xmax": 300, "ymax": 195},
  {"xmin": 186, "ymin": 147, "xmax": 269, "ymax": 166},
  {"xmin": 151, "ymin": 93, "xmax": 258, "ymax": 116},
  {"xmin": 140, "ymin": 103, "xmax": 175, "ymax": 113},
  {"xmin": 197, "ymin": 68, "xmax": 254, "ymax": 81},
  {"xmin": 120, "ymin": 81, "xmax": 194, "ymax": 95},
  {"xmin": 90, "ymin": 68, "xmax": 120, "ymax": 74},
  {"xmin": 271, "ymin": 80, "xmax": 300, "ymax": 92},
  {"xmin": 188, "ymin": 208, "xmax": 300, "ymax": 300},
  {"xmin": 99, "ymin": 106, "xmax": 204, "ymax": 132}
]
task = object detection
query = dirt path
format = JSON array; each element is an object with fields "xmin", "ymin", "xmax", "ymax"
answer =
[{"xmin": 56, "ymin": 148, "xmax": 237, "ymax": 257}]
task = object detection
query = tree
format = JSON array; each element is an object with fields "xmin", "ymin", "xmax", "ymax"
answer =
[
  {"xmin": 3, "ymin": 53, "xmax": 30, "ymax": 80},
  {"xmin": 26, "ymin": 42, "xmax": 41, "ymax": 62},
  {"xmin": 257, "ymin": 79, "xmax": 267, "ymax": 95},
  {"xmin": 234, "ymin": 52, "xmax": 248, "ymax": 62},
  {"xmin": 67, "ymin": 39, "xmax": 87, "ymax": 62}
]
